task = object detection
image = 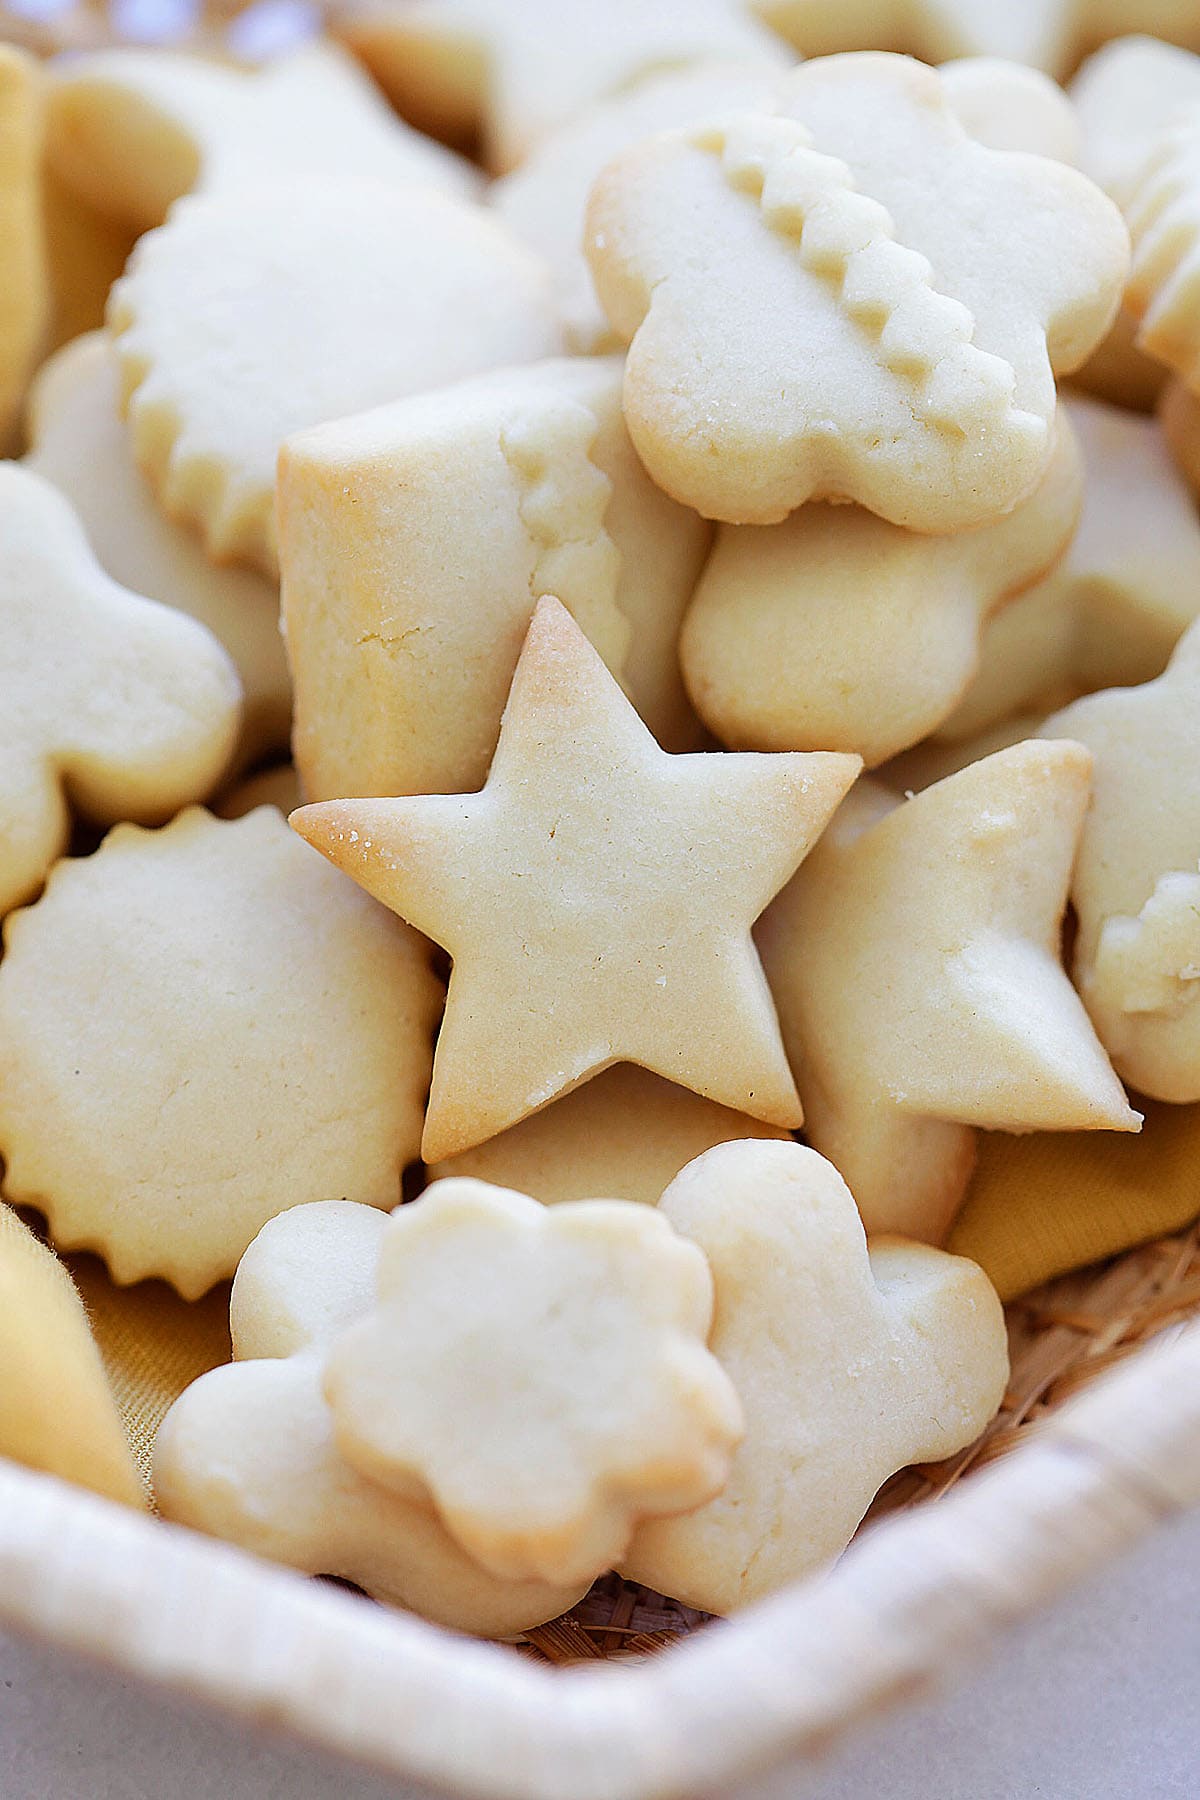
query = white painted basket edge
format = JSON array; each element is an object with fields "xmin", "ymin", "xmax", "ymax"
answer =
[{"xmin": 1, "ymin": 1319, "xmax": 1197, "ymax": 1800}]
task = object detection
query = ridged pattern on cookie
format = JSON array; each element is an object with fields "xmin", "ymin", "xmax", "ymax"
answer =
[
  {"xmin": 499, "ymin": 397, "xmax": 625, "ymax": 648},
  {"xmin": 1126, "ymin": 117, "xmax": 1200, "ymax": 387},
  {"xmin": 692, "ymin": 112, "xmax": 1035, "ymax": 443},
  {"xmin": 108, "ymin": 273, "xmax": 278, "ymax": 572}
]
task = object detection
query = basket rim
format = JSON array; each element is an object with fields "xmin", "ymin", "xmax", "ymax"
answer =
[{"xmin": 0, "ymin": 1317, "xmax": 1197, "ymax": 1800}]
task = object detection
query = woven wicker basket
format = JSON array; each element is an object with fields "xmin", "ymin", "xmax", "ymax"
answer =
[{"xmin": 1, "ymin": 1224, "xmax": 1197, "ymax": 1800}]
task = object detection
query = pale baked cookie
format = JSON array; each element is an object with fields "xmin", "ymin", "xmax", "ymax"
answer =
[
  {"xmin": 0, "ymin": 47, "xmax": 46, "ymax": 452},
  {"xmin": 938, "ymin": 57, "xmax": 1082, "ymax": 160},
  {"xmin": 757, "ymin": 3, "xmax": 1200, "ymax": 77},
  {"xmin": 156, "ymin": 1202, "xmax": 587, "ymax": 1635},
  {"xmin": 46, "ymin": 41, "xmax": 476, "ymax": 234},
  {"xmin": 0, "ymin": 807, "xmax": 440, "ymax": 1298},
  {"xmin": 25, "ymin": 333, "xmax": 291, "ymax": 771},
  {"xmin": 1045, "ymin": 621, "xmax": 1200, "ymax": 1103},
  {"xmin": 1124, "ymin": 108, "xmax": 1200, "ymax": 389},
  {"xmin": 279, "ymin": 357, "xmax": 709, "ymax": 804},
  {"xmin": 940, "ymin": 395, "xmax": 1200, "ymax": 740},
  {"xmin": 0, "ymin": 464, "xmax": 241, "ymax": 916},
  {"xmin": 492, "ymin": 64, "xmax": 780, "ymax": 353},
  {"xmin": 1071, "ymin": 304, "xmax": 1166, "ymax": 410},
  {"xmin": 882, "ymin": 716, "xmax": 1051, "ymax": 797},
  {"xmin": 586, "ymin": 54, "xmax": 1128, "ymax": 529},
  {"xmin": 429, "ymin": 1064, "xmax": 790, "ymax": 1205},
  {"xmin": 0, "ymin": 1203, "xmax": 141, "ymax": 1508},
  {"xmin": 337, "ymin": 0, "xmax": 790, "ymax": 174},
  {"xmin": 109, "ymin": 179, "xmax": 565, "ymax": 576},
  {"xmin": 620, "ymin": 1139, "xmax": 1009, "ymax": 1614},
  {"xmin": 293, "ymin": 598, "xmax": 861, "ymax": 1160},
  {"xmin": 325, "ymin": 1180, "xmax": 742, "ymax": 1586},
  {"xmin": 680, "ymin": 407, "xmax": 1081, "ymax": 767},
  {"xmin": 757, "ymin": 743, "xmax": 1140, "ymax": 1243}
]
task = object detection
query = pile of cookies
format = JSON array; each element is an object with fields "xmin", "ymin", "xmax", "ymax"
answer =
[{"xmin": 1, "ymin": 5, "xmax": 1199, "ymax": 1641}]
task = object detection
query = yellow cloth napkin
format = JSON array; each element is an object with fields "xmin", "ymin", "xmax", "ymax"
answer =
[
  {"xmin": 0, "ymin": 1203, "xmax": 141, "ymax": 1506},
  {"xmin": 951, "ymin": 1098, "xmax": 1200, "ymax": 1300}
]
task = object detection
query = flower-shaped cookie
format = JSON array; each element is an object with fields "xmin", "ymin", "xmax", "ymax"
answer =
[
  {"xmin": 430, "ymin": 1063, "xmax": 789, "ymax": 1206},
  {"xmin": 155, "ymin": 1202, "xmax": 589, "ymax": 1636},
  {"xmin": 680, "ymin": 405, "xmax": 1081, "ymax": 767},
  {"xmin": 0, "ymin": 807, "xmax": 440, "ymax": 1297},
  {"xmin": 325, "ymin": 1180, "xmax": 742, "ymax": 1585},
  {"xmin": 1045, "ymin": 619, "xmax": 1200, "ymax": 1103},
  {"xmin": 45, "ymin": 41, "xmax": 475, "ymax": 233},
  {"xmin": 293, "ymin": 597, "xmax": 861, "ymax": 1159},
  {"xmin": 757, "ymin": 742, "xmax": 1139, "ymax": 1243},
  {"xmin": 0, "ymin": 47, "xmax": 46, "ymax": 449},
  {"xmin": 26, "ymin": 333, "xmax": 291, "ymax": 772},
  {"xmin": 758, "ymin": 1, "xmax": 1200, "ymax": 79},
  {"xmin": 279, "ymin": 356, "xmax": 709, "ymax": 805},
  {"xmin": 109, "ymin": 178, "xmax": 564, "ymax": 575},
  {"xmin": 620, "ymin": 1139, "xmax": 1009, "ymax": 1614},
  {"xmin": 339, "ymin": 0, "xmax": 789, "ymax": 174},
  {"xmin": 0, "ymin": 463, "xmax": 241, "ymax": 916},
  {"xmin": 587, "ymin": 54, "xmax": 1127, "ymax": 528},
  {"xmin": 940, "ymin": 395, "xmax": 1200, "ymax": 742}
]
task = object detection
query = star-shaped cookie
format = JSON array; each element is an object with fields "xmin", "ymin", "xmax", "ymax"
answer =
[
  {"xmin": 586, "ymin": 53, "xmax": 1128, "ymax": 529},
  {"xmin": 0, "ymin": 463, "xmax": 242, "ymax": 916},
  {"xmin": 940, "ymin": 395, "xmax": 1200, "ymax": 742},
  {"xmin": 26, "ymin": 332, "xmax": 291, "ymax": 772},
  {"xmin": 293, "ymin": 596, "xmax": 861, "ymax": 1160},
  {"xmin": 757, "ymin": 741, "xmax": 1140, "ymax": 1243},
  {"xmin": 46, "ymin": 41, "xmax": 475, "ymax": 234},
  {"xmin": 757, "ymin": 2, "xmax": 1200, "ymax": 79},
  {"xmin": 338, "ymin": 0, "xmax": 790, "ymax": 173},
  {"xmin": 0, "ymin": 46, "xmax": 46, "ymax": 451},
  {"xmin": 1044, "ymin": 620, "xmax": 1200, "ymax": 1103},
  {"xmin": 619, "ymin": 1139, "xmax": 1009, "ymax": 1614}
]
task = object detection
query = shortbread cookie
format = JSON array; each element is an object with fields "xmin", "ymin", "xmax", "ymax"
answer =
[
  {"xmin": 325, "ymin": 1180, "xmax": 742, "ymax": 1585},
  {"xmin": 492, "ymin": 64, "xmax": 780, "ymax": 352},
  {"xmin": 938, "ymin": 57, "xmax": 1082, "ymax": 161},
  {"xmin": 0, "ymin": 1203, "xmax": 141, "ymax": 1507},
  {"xmin": 279, "ymin": 357, "xmax": 709, "ymax": 804},
  {"xmin": 0, "ymin": 464, "xmax": 241, "ymax": 916},
  {"xmin": 156, "ymin": 1202, "xmax": 587, "ymax": 1635},
  {"xmin": 1071, "ymin": 35, "xmax": 1200, "ymax": 204},
  {"xmin": 429, "ymin": 1063, "xmax": 790, "ymax": 1205},
  {"xmin": 294, "ymin": 598, "xmax": 860, "ymax": 1160},
  {"xmin": 1045, "ymin": 621, "xmax": 1200, "ymax": 1102},
  {"xmin": 0, "ymin": 47, "xmax": 46, "ymax": 450},
  {"xmin": 109, "ymin": 179, "xmax": 564, "ymax": 575},
  {"xmin": 338, "ymin": 0, "xmax": 790, "ymax": 174},
  {"xmin": 0, "ymin": 807, "xmax": 440, "ymax": 1297},
  {"xmin": 1123, "ymin": 109, "xmax": 1200, "ymax": 389},
  {"xmin": 680, "ymin": 406, "xmax": 1081, "ymax": 767},
  {"xmin": 757, "ymin": 3, "xmax": 1200, "ymax": 78},
  {"xmin": 586, "ymin": 54, "xmax": 1128, "ymax": 529},
  {"xmin": 26, "ymin": 334, "xmax": 291, "ymax": 771},
  {"xmin": 757, "ymin": 743, "xmax": 1140, "ymax": 1242},
  {"xmin": 883, "ymin": 716, "xmax": 1051, "ymax": 797},
  {"xmin": 620, "ymin": 1139, "xmax": 1009, "ymax": 1613},
  {"xmin": 940, "ymin": 395, "xmax": 1200, "ymax": 740},
  {"xmin": 46, "ymin": 41, "xmax": 475, "ymax": 234},
  {"xmin": 215, "ymin": 763, "xmax": 303, "ymax": 821}
]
